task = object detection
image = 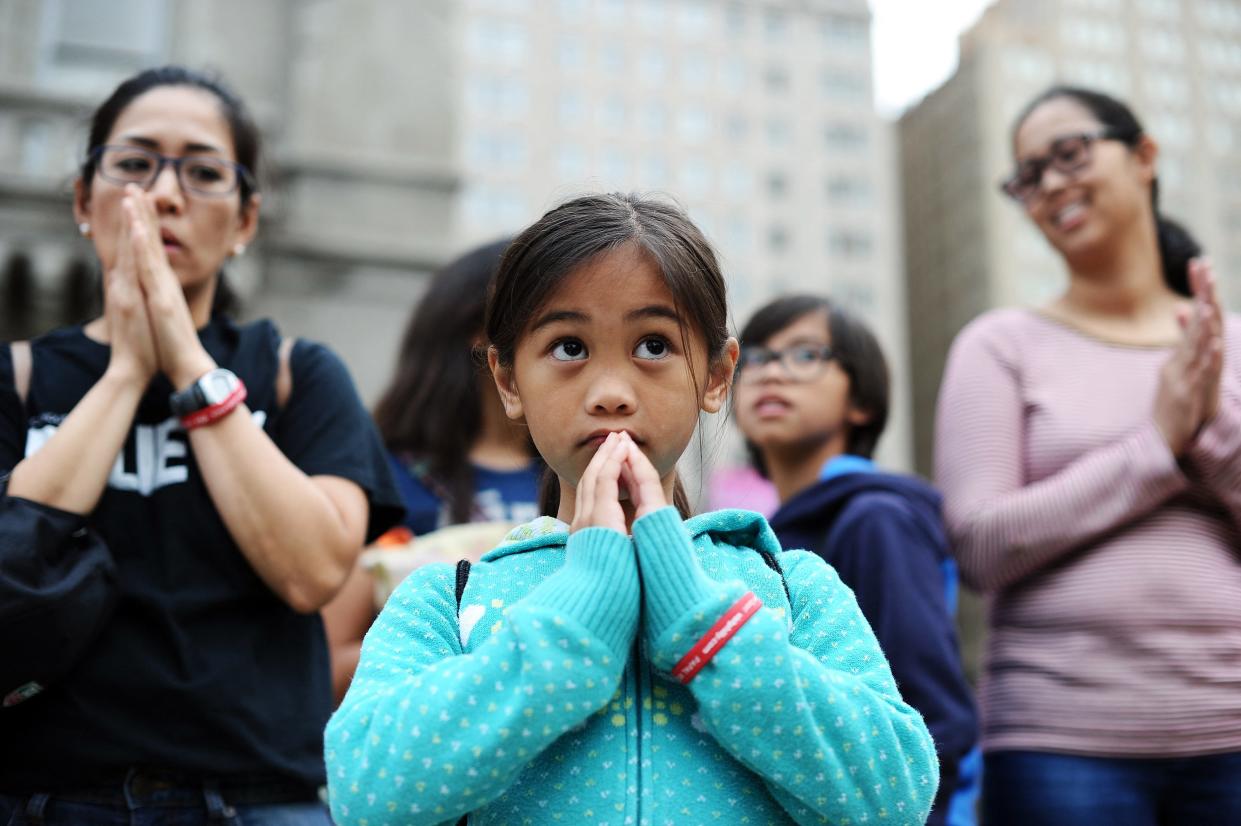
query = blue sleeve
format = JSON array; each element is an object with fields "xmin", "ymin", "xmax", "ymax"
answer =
[
  {"xmin": 273, "ymin": 340, "xmax": 404, "ymax": 541},
  {"xmin": 828, "ymin": 497, "xmax": 979, "ymax": 814},
  {"xmin": 633, "ymin": 507, "xmax": 939, "ymax": 825},
  {"xmin": 324, "ymin": 528, "xmax": 640, "ymax": 825}
]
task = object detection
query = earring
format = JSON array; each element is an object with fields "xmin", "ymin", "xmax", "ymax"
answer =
[
  {"xmin": 78, "ymin": 222, "xmax": 91, "ymax": 238},
  {"xmin": 232, "ymin": 243, "xmax": 246, "ymax": 257}
]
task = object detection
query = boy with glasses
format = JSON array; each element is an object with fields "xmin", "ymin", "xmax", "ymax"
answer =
[{"xmin": 734, "ymin": 294, "xmax": 979, "ymax": 826}]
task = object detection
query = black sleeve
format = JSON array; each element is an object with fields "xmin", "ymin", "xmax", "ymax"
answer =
[
  {"xmin": 828, "ymin": 495, "xmax": 979, "ymax": 816},
  {"xmin": 0, "ymin": 345, "xmax": 25, "ymax": 479},
  {"xmin": 272, "ymin": 340, "xmax": 405, "ymax": 542}
]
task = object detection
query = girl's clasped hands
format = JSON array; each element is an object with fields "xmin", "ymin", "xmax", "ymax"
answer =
[{"xmin": 570, "ymin": 430, "xmax": 665, "ymax": 535}]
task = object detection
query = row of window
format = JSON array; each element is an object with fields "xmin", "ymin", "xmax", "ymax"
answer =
[
  {"xmin": 467, "ymin": 81, "xmax": 873, "ymax": 149},
  {"xmin": 463, "ymin": 136, "xmax": 875, "ymax": 203},
  {"xmin": 538, "ymin": 0, "xmax": 870, "ymax": 47},
  {"xmin": 1061, "ymin": 16, "xmax": 1241, "ymax": 57},
  {"xmin": 1069, "ymin": 0, "xmax": 1241, "ymax": 28},
  {"xmin": 549, "ymin": 95, "xmax": 871, "ymax": 146},
  {"xmin": 459, "ymin": 182, "xmax": 876, "ymax": 260},
  {"xmin": 555, "ymin": 50, "xmax": 868, "ymax": 93},
  {"xmin": 466, "ymin": 6, "xmax": 867, "ymax": 61},
  {"xmin": 469, "ymin": 81, "xmax": 871, "ymax": 136}
]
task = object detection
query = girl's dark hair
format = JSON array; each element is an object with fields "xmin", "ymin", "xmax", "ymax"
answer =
[
  {"xmin": 738, "ymin": 295, "xmax": 890, "ymax": 476},
  {"xmin": 373, "ymin": 238, "xmax": 525, "ymax": 525},
  {"xmin": 81, "ymin": 65, "xmax": 262, "ymax": 316},
  {"xmin": 1013, "ymin": 85, "xmax": 1200, "ymax": 296},
  {"xmin": 486, "ymin": 193, "xmax": 732, "ymax": 519}
]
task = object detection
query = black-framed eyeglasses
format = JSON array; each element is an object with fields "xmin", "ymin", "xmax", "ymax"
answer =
[
  {"xmin": 736, "ymin": 344, "xmax": 837, "ymax": 383},
  {"xmin": 999, "ymin": 128, "xmax": 1131, "ymax": 204},
  {"xmin": 91, "ymin": 145, "xmax": 254, "ymax": 198}
]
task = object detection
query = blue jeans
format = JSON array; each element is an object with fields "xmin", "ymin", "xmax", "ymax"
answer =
[
  {"xmin": 0, "ymin": 769, "xmax": 332, "ymax": 826},
  {"xmin": 983, "ymin": 750, "xmax": 1241, "ymax": 826}
]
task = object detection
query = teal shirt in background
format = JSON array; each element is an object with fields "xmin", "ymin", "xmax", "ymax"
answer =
[
  {"xmin": 325, "ymin": 507, "xmax": 939, "ymax": 825},
  {"xmin": 819, "ymin": 454, "xmax": 876, "ymax": 481}
]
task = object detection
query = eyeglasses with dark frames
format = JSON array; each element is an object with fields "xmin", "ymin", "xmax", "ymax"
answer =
[
  {"xmin": 736, "ymin": 344, "xmax": 837, "ymax": 383},
  {"xmin": 999, "ymin": 127, "xmax": 1132, "ymax": 204},
  {"xmin": 91, "ymin": 145, "xmax": 255, "ymax": 198}
]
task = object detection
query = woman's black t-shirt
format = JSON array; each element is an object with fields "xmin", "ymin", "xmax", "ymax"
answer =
[{"xmin": 0, "ymin": 316, "xmax": 403, "ymax": 790}]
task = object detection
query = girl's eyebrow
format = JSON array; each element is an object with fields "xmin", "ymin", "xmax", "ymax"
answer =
[
  {"xmin": 530, "ymin": 309, "xmax": 587, "ymax": 332},
  {"xmin": 626, "ymin": 305, "xmax": 681, "ymax": 323},
  {"xmin": 530, "ymin": 305, "xmax": 682, "ymax": 332}
]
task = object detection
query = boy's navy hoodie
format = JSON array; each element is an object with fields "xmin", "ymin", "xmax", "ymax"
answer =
[{"xmin": 768, "ymin": 464, "xmax": 979, "ymax": 826}]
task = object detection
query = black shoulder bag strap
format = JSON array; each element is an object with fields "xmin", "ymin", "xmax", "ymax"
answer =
[
  {"xmin": 757, "ymin": 550, "xmax": 793, "ymax": 610},
  {"xmin": 453, "ymin": 558, "xmax": 472, "ymax": 826},
  {"xmin": 454, "ymin": 559, "xmax": 472, "ymax": 614}
]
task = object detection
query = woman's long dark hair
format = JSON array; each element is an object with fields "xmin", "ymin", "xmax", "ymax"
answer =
[
  {"xmin": 486, "ymin": 193, "xmax": 733, "ymax": 519},
  {"xmin": 81, "ymin": 65, "xmax": 262, "ymax": 316},
  {"xmin": 1013, "ymin": 86, "xmax": 1200, "ymax": 296},
  {"xmin": 373, "ymin": 239, "xmax": 521, "ymax": 525}
]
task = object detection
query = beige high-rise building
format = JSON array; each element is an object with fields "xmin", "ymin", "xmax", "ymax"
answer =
[
  {"xmin": 455, "ymin": 0, "xmax": 913, "ymax": 470},
  {"xmin": 900, "ymin": 0, "xmax": 1241, "ymax": 475}
]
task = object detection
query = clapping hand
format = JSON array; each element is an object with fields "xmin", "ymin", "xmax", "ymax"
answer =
[{"xmin": 1154, "ymin": 258, "xmax": 1225, "ymax": 455}]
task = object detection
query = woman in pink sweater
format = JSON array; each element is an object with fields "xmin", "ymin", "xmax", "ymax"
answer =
[{"xmin": 936, "ymin": 86, "xmax": 1241, "ymax": 824}]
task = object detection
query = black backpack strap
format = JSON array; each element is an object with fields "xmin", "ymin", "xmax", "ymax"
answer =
[
  {"xmin": 758, "ymin": 550, "xmax": 792, "ymax": 610},
  {"xmin": 454, "ymin": 559, "xmax": 472, "ymax": 614},
  {"xmin": 453, "ymin": 558, "xmax": 472, "ymax": 826}
]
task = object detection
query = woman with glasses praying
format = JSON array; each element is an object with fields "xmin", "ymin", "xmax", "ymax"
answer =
[
  {"xmin": 0, "ymin": 66, "xmax": 402, "ymax": 824},
  {"xmin": 936, "ymin": 85, "xmax": 1241, "ymax": 824},
  {"xmin": 733, "ymin": 295, "xmax": 979, "ymax": 826}
]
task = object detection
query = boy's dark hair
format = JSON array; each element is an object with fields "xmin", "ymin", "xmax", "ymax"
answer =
[
  {"xmin": 738, "ymin": 295, "xmax": 889, "ymax": 476},
  {"xmin": 81, "ymin": 65, "xmax": 262, "ymax": 317},
  {"xmin": 486, "ymin": 192, "xmax": 732, "ymax": 519},
  {"xmin": 373, "ymin": 238, "xmax": 522, "ymax": 525},
  {"xmin": 1012, "ymin": 85, "xmax": 1200, "ymax": 297}
]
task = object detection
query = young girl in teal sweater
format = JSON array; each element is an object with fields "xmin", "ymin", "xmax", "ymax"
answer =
[{"xmin": 325, "ymin": 194, "xmax": 938, "ymax": 825}]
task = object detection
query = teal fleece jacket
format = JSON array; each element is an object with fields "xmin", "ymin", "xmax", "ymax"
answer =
[{"xmin": 325, "ymin": 507, "xmax": 938, "ymax": 825}]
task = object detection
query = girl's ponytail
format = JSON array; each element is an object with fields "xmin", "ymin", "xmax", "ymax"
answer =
[{"xmin": 538, "ymin": 466, "xmax": 693, "ymax": 520}]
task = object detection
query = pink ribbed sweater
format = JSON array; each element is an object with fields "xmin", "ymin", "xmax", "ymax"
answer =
[{"xmin": 935, "ymin": 308, "xmax": 1241, "ymax": 757}]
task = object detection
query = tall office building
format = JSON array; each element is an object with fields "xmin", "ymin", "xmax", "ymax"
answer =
[
  {"xmin": 0, "ymin": 0, "xmax": 458, "ymax": 398},
  {"xmin": 455, "ymin": 0, "xmax": 912, "ymax": 469},
  {"xmin": 900, "ymin": 0, "xmax": 1241, "ymax": 474}
]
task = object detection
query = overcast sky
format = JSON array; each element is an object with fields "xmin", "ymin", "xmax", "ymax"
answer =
[{"xmin": 870, "ymin": 0, "xmax": 995, "ymax": 117}]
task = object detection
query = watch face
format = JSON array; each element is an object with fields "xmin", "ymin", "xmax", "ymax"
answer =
[{"xmin": 201, "ymin": 370, "xmax": 238, "ymax": 405}]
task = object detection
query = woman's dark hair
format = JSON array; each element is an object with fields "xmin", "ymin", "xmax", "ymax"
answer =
[
  {"xmin": 373, "ymin": 238, "xmax": 525, "ymax": 525},
  {"xmin": 738, "ymin": 295, "xmax": 890, "ymax": 476},
  {"xmin": 1013, "ymin": 85, "xmax": 1200, "ymax": 296},
  {"xmin": 80, "ymin": 65, "xmax": 262, "ymax": 316},
  {"xmin": 486, "ymin": 193, "xmax": 732, "ymax": 519}
]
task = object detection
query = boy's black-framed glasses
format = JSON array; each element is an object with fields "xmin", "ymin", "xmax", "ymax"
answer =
[
  {"xmin": 91, "ymin": 145, "xmax": 255, "ymax": 198},
  {"xmin": 999, "ymin": 128, "xmax": 1131, "ymax": 204},
  {"xmin": 736, "ymin": 344, "xmax": 837, "ymax": 383}
]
